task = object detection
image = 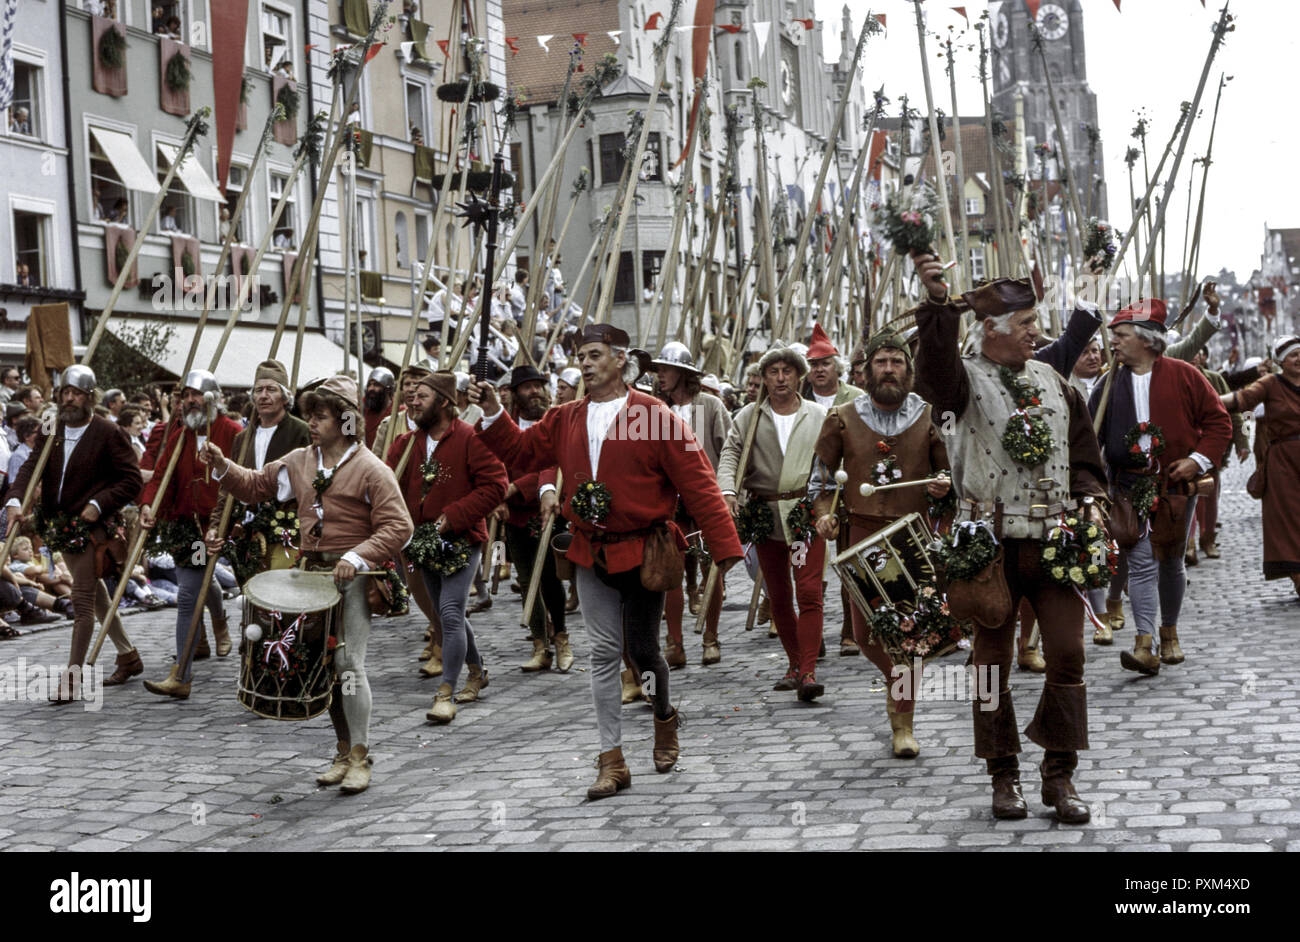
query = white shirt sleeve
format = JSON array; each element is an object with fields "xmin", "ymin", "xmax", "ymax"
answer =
[
  {"xmin": 1189, "ymin": 451, "xmax": 1213, "ymax": 473},
  {"xmin": 341, "ymin": 551, "xmax": 369, "ymax": 572},
  {"xmin": 480, "ymin": 406, "xmax": 505, "ymax": 427}
]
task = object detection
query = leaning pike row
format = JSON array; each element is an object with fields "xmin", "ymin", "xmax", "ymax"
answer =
[{"xmin": 10, "ymin": 260, "xmax": 1296, "ymax": 821}]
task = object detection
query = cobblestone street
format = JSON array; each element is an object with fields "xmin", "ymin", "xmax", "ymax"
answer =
[{"xmin": 1, "ymin": 463, "xmax": 1297, "ymax": 852}]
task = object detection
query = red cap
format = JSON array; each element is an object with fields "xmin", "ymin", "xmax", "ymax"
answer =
[
  {"xmin": 1108, "ymin": 298, "xmax": 1168, "ymax": 330},
  {"xmin": 806, "ymin": 322, "xmax": 838, "ymax": 361}
]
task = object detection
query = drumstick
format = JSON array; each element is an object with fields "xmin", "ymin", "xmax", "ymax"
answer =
[
  {"xmin": 828, "ymin": 470, "xmax": 849, "ymax": 518},
  {"xmin": 858, "ymin": 473, "xmax": 950, "ymax": 499}
]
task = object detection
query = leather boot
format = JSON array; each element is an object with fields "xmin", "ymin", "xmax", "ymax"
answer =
[
  {"xmin": 989, "ymin": 757, "xmax": 1028, "ymax": 820},
  {"xmin": 553, "ymin": 632, "xmax": 574, "ymax": 672},
  {"xmin": 142, "ymin": 664, "xmax": 191, "ymax": 699},
  {"xmin": 587, "ymin": 747, "xmax": 631, "ymax": 800},
  {"xmin": 621, "ymin": 668, "xmax": 645, "ymax": 704},
  {"xmin": 1106, "ymin": 597, "xmax": 1126, "ymax": 631},
  {"xmin": 213, "ymin": 615, "xmax": 232, "ymax": 657},
  {"xmin": 797, "ymin": 672, "xmax": 824, "ymax": 702},
  {"xmin": 454, "ymin": 663, "xmax": 489, "ymax": 703},
  {"xmin": 688, "ymin": 587, "xmax": 702, "ymax": 617},
  {"xmin": 663, "ymin": 638, "xmax": 686, "ymax": 669},
  {"xmin": 1093, "ymin": 619, "xmax": 1113, "ymax": 645},
  {"xmin": 419, "ymin": 644, "xmax": 444, "ymax": 677},
  {"xmin": 103, "ymin": 649, "xmax": 144, "ymax": 686},
  {"xmin": 48, "ymin": 668, "xmax": 79, "ymax": 705},
  {"xmin": 316, "ymin": 741, "xmax": 351, "ymax": 786},
  {"xmin": 194, "ymin": 626, "xmax": 211, "ymax": 660},
  {"xmin": 973, "ymin": 690, "xmax": 1020, "ymax": 759},
  {"xmin": 419, "ymin": 630, "xmax": 438, "ymax": 660},
  {"xmin": 701, "ymin": 625, "xmax": 721, "ymax": 666},
  {"xmin": 652, "ymin": 709, "xmax": 680, "ymax": 772},
  {"xmin": 1017, "ymin": 642, "xmax": 1046, "ymax": 672},
  {"xmin": 1158, "ymin": 624, "xmax": 1185, "ymax": 664},
  {"xmin": 1119, "ymin": 634, "xmax": 1160, "ymax": 675},
  {"xmin": 1040, "ymin": 751, "xmax": 1090, "ymax": 824},
  {"xmin": 520, "ymin": 638, "xmax": 553, "ymax": 672},
  {"xmin": 885, "ymin": 693, "xmax": 919, "ymax": 758},
  {"xmin": 1200, "ymin": 537, "xmax": 1220, "ymax": 559},
  {"xmin": 425, "ymin": 683, "xmax": 456, "ymax": 723},
  {"xmin": 339, "ymin": 745, "xmax": 372, "ymax": 794},
  {"xmin": 1184, "ymin": 538, "xmax": 1198, "ymax": 566}
]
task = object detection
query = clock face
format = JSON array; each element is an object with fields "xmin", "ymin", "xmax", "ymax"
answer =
[
  {"xmin": 779, "ymin": 56, "xmax": 795, "ymax": 113},
  {"xmin": 994, "ymin": 11, "xmax": 1009, "ymax": 48},
  {"xmin": 1036, "ymin": 3, "xmax": 1069, "ymax": 41}
]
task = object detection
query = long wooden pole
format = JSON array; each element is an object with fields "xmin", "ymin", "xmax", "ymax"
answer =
[
  {"xmin": 913, "ymin": 2, "xmax": 959, "ymax": 287},
  {"xmin": 652, "ymin": 123, "xmax": 701, "ymax": 352},
  {"xmin": 946, "ymin": 36, "xmax": 970, "ymax": 288},
  {"xmin": 1183, "ymin": 74, "xmax": 1228, "ymax": 305},
  {"xmin": 751, "ymin": 88, "xmax": 782, "ymax": 342}
]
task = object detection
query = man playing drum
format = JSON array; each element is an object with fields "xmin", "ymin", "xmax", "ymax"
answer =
[
  {"xmin": 811, "ymin": 329, "xmax": 952, "ymax": 757},
  {"xmin": 913, "ymin": 252, "xmax": 1108, "ymax": 824},
  {"xmin": 200, "ymin": 375, "xmax": 413, "ymax": 795}
]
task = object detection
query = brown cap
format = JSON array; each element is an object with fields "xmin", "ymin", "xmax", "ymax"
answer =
[
  {"xmin": 960, "ymin": 278, "xmax": 1037, "ymax": 319},
  {"xmin": 416, "ymin": 370, "xmax": 457, "ymax": 404},
  {"xmin": 400, "ymin": 364, "xmax": 433, "ymax": 382},
  {"xmin": 253, "ymin": 359, "xmax": 290, "ymax": 388},
  {"xmin": 576, "ymin": 323, "xmax": 631, "ymax": 348},
  {"xmin": 315, "ymin": 374, "xmax": 359, "ymax": 411}
]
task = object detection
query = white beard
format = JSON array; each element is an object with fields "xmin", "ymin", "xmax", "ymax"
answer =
[{"xmin": 182, "ymin": 404, "xmax": 215, "ymax": 430}]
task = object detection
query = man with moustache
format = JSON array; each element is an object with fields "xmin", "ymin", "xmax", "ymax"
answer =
[
  {"xmin": 5, "ymin": 366, "xmax": 146, "ymax": 698},
  {"xmin": 719, "ymin": 344, "xmax": 829, "ymax": 701},
  {"xmin": 470, "ymin": 324, "xmax": 742, "ymax": 800},
  {"xmin": 489, "ymin": 365, "xmax": 571, "ymax": 672},
  {"xmin": 388, "ymin": 371, "xmax": 506, "ymax": 722},
  {"xmin": 651, "ymin": 342, "xmax": 733, "ymax": 667},
  {"xmin": 139, "ymin": 370, "xmax": 242, "ymax": 698},
  {"xmin": 913, "ymin": 250, "xmax": 1108, "ymax": 824},
  {"xmin": 201, "ymin": 375, "xmax": 414, "ymax": 793},
  {"xmin": 361, "ymin": 367, "xmax": 395, "ymax": 450},
  {"xmin": 370, "ymin": 365, "xmax": 429, "ymax": 458},
  {"xmin": 811, "ymin": 331, "xmax": 951, "ymax": 756}
]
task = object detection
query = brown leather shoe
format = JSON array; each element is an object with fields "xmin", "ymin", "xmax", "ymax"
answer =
[
  {"xmin": 1185, "ymin": 540, "xmax": 1198, "ymax": 566},
  {"xmin": 1092, "ymin": 621, "xmax": 1113, "ymax": 645},
  {"xmin": 773, "ymin": 669, "xmax": 799, "ymax": 691},
  {"xmin": 454, "ymin": 663, "xmax": 489, "ymax": 703},
  {"xmin": 103, "ymin": 650, "xmax": 144, "ymax": 686},
  {"xmin": 1018, "ymin": 644, "xmax": 1046, "ymax": 673},
  {"xmin": 796, "ymin": 672, "xmax": 824, "ymax": 702},
  {"xmin": 339, "ymin": 745, "xmax": 373, "ymax": 794},
  {"xmin": 521, "ymin": 638, "xmax": 553, "ymax": 672},
  {"xmin": 565, "ymin": 585, "xmax": 579, "ymax": 613},
  {"xmin": 553, "ymin": 632, "xmax": 575, "ymax": 672},
  {"xmin": 991, "ymin": 771, "xmax": 1028, "ymax": 820},
  {"xmin": 194, "ymin": 628, "xmax": 211, "ymax": 660},
  {"xmin": 756, "ymin": 596, "xmax": 771, "ymax": 626},
  {"xmin": 1200, "ymin": 539, "xmax": 1220, "ymax": 559},
  {"xmin": 142, "ymin": 664, "xmax": 191, "ymax": 699},
  {"xmin": 664, "ymin": 639, "xmax": 686, "ymax": 669},
  {"xmin": 1041, "ymin": 774, "xmax": 1091, "ymax": 824},
  {"xmin": 1158, "ymin": 624, "xmax": 1185, "ymax": 664},
  {"xmin": 587, "ymin": 747, "xmax": 631, "ymax": 800},
  {"xmin": 419, "ymin": 644, "xmax": 444, "ymax": 677},
  {"xmin": 885, "ymin": 694, "xmax": 919, "ymax": 758},
  {"xmin": 1120, "ymin": 634, "xmax": 1161, "ymax": 675},
  {"xmin": 620, "ymin": 668, "xmax": 645, "ymax": 704},
  {"xmin": 840, "ymin": 638, "xmax": 860, "ymax": 657},
  {"xmin": 316, "ymin": 741, "xmax": 352, "ymax": 786},
  {"xmin": 213, "ymin": 616, "xmax": 232, "ymax": 657},
  {"xmin": 652, "ymin": 710, "xmax": 680, "ymax": 772},
  {"xmin": 1106, "ymin": 598, "xmax": 1126, "ymax": 631}
]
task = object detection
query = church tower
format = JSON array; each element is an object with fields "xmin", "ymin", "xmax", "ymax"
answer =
[{"xmin": 990, "ymin": 0, "xmax": 1107, "ymax": 220}]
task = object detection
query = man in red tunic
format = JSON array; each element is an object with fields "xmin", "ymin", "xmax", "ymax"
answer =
[
  {"xmin": 140, "ymin": 370, "xmax": 243, "ymax": 697},
  {"xmin": 1091, "ymin": 299, "xmax": 1232, "ymax": 674},
  {"xmin": 469, "ymin": 325, "xmax": 742, "ymax": 800},
  {"xmin": 387, "ymin": 371, "xmax": 507, "ymax": 723}
]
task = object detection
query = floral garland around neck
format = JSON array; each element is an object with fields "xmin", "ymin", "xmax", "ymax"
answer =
[
  {"xmin": 419, "ymin": 456, "xmax": 450, "ymax": 498},
  {"xmin": 570, "ymin": 480, "xmax": 612, "ymax": 527},
  {"xmin": 998, "ymin": 366, "xmax": 1055, "ymax": 467},
  {"xmin": 1122, "ymin": 421, "xmax": 1166, "ymax": 471}
]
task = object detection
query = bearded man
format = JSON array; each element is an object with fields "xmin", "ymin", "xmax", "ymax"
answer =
[
  {"xmin": 140, "ymin": 371, "xmax": 242, "ymax": 697},
  {"xmin": 362, "ymin": 367, "xmax": 395, "ymax": 449}
]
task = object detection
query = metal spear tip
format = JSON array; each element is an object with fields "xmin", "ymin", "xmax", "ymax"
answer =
[{"xmin": 834, "ymin": 470, "xmax": 849, "ymax": 485}]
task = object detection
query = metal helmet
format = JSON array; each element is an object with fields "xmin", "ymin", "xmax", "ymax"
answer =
[
  {"xmin": 367, "ymin": 366, "xmax": 396, "ymax": 390},
  {"xmin": 454, "ymin": 371, "xmax": 471, "ymax": 393},
  {"xmin": 58, "ymin": 364, "xmax": 97, "ymax": 394},
  {"xmin": 182, "ymin": 368, "xmax": 221, "ymax": 396},
  {"xmin": 651, "ymin": 341, "xmax": 700, "ymax": 374}
]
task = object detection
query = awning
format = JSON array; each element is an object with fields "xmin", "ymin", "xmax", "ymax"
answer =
[
  {"xmin": 106, "ymin": 320, "xmax": 350, "ymax": 388},
  {"xmin": 89, "ymin": 127, "xmax": 161, "ymax": 195},
  {"xmin": 157, "ymin": 141, "xmax": 226, "ymax": 203}
]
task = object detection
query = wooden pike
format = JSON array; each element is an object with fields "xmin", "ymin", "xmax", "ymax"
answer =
[
  {"xmin": 1181, "ymin": 74, "xmax": 1229, "ymax": 307},
  {"xmin": 651, "ymin": 88, "xmax": 703, "ymax": 352},
  {"xmin": 913, "ymin": 2, "xmax": 959, "ymax": 289},
  {"xmin": 750, "ymin": 84, "xmax": 782, "ymax": 343},
  {"xmin": 945, "ymin": 35, "xmax": 971, "ymax": 288}
]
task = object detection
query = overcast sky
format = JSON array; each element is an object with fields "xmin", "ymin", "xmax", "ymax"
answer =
[{"xmin": 813, "ymin": 0, "xmax": 1290, "ymax": 281}]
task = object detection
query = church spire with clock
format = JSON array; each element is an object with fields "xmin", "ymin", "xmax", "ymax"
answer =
[{"xmin": 990, "ymin": 0, "xmax": 1107, "ymax": 221}]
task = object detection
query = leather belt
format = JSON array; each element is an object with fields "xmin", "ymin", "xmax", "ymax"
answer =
[{"xmin": 751, "ymin": 488, "xmax": 808, "ymax": 502}]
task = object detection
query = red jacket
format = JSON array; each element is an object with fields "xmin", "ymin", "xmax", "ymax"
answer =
[
  {"xmin": 477, "ymin": 387, "xmax": 742, "ymax": 574},
  {"xmin": 387, "ymin": 419, "xmax": 507, "ymax": 544},
  {"xmin": 141, "ymin": 415, "xmax": 242, "ymax": 520}
]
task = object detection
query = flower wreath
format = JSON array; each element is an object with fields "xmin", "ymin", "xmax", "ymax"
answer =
[
  {"xmin": 570, "ymin": 480, "xmax": 612, "ymax": 526},
  {"xmin": 998, "ymin": 366, "xmax": 1055, "ymax": 467},
  {"xmin": 932, "ymin": 520, "xmax": 999, "ymax": 581},
  {"xmin": 1040, "ymin": 514, "xmax": 1117, "ymax": 590},
  {"xmin": 1121, "ymin": 421, "xmax": 1166, "ymax": 471},
  {"xmin": 735, "ymin": 497, "xmax": 775, "ymax": 545}
]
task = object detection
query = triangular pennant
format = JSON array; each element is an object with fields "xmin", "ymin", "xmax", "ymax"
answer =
[
  {"xmin": 717, "ymin": 23, "xmax": 742, "ymax": 34},
  {"xmin": 505, "ymin": 36, "xmax": 520, "ymax": 56},
  {"xmin": 873, "ymin": 13, "xmax": 887, "ymax": 29},
  {"xmin": 537, "ymin": 33, "xmax": 553, "ymax": 54},
  {"xmin": 794, "ymin": 18, "xmax": 814, "ymax": 31},
  {"xmin": 952, "ymin": 6, "xmax": 969, "ymax": 24},
  {"xmin": 1025, "ymin": 0, "xmax": 1041, "ymax": 19},
  {"xmin": 607, "ymin": 30, "xmax": 622, "ymax": 45},
  {"xmin": 572, "ymin": 32, "xmax": 587, "ymax": 46},
  {"xmin": 753, "ymin": 20, "xmax": 771, "ymax": 48},
  {"xmin": 435, "ymin": 38, "xmax": 449, "ymax": 58},
  {"xmin": 645, "ymin": 12, "xmax": 663, "ymax": 30},
  {"xmin": 1111, "ymin": 0, "xmax": 1121, "ymax": 10}
]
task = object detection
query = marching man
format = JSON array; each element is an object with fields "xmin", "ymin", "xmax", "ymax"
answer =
[
  {"xmin": 811, "ymin": 330, "xmax": 951, "ymax": 756},
  {"xmin": 6, "ymin": 365, "xmax": 145, "ymax": 697},
  {"xmin": 200, "ymin": 376, "xmax": 413, "ymax": 794},
  {"xmin": 140, "ymin": 370, "xmax": 241, "ymax": 697},
  {"xmin": 718, "ymin": 344, "xmax": 828, "ymax": 701},
  {"xmin": 913, "ymin": 252, "xmax": 1108, "ymax": 824},
  {"xmin": 470, "ymin": 324, "xmax": 741, "ymax": 800},
  {"xmin": 387, "ymin": 371, "xmax": 507, "ymax": 723}
]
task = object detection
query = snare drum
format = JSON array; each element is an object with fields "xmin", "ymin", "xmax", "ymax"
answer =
[
  {"xmin": 832, "ymin": 512, "xmax": 965, "ymax": 667},
  {"xmin": 238, "ymin": 568, "xmax": 343, "ymax": 721}
]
